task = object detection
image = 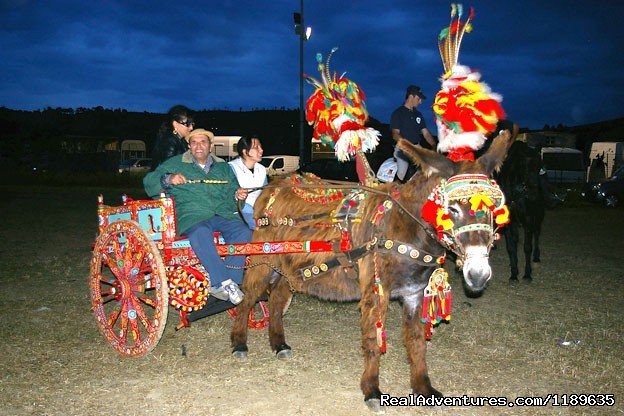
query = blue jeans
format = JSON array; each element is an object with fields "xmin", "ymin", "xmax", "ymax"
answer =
[
  {"xmin": 241, "ymin": 203, "xmax": 256, "ymax": 230},
  {"xmin": 182, "ymin": 216, "xmax": 252, "ymax": 287}
]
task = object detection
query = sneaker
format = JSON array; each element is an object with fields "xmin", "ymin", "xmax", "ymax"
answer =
[
  {"xmin": 221, "ymin": 279, "xmax": 244, "ymax": 305},
  {"xmin": 210, "ymin": 285, "xmax": 229, "ymax": 301}
]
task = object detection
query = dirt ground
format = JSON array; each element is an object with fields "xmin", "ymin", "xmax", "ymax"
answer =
[{"xmin": 0, "ymin": 186, "xmax": 622, "ymax": 416}]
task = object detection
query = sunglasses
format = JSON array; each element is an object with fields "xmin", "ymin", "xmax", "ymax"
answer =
[{"xmin": 177, "ymin": 119, "xmax": 195, "ymax": 127}]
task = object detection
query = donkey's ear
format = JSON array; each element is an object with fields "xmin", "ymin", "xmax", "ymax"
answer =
[
  {"xmin": 397, "ymin": 139, "xmax": 455, "ymax": 178},
  {"xmin": 477, "ymin": 130, "xmax": 513, "ymax": 175}
]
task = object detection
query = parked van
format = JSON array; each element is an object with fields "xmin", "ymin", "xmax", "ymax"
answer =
[
  {"xmin": 541, "ymin": 147, "xmax": 585, "ymax": 184},
  {"xmin": 261, "ymin": 155, "xmax": 300, "ymax": 176},
  {"xmin": 588, "ymin": 141, "xmax": 623, "ymax": 178},
  {"xmin": 212, "ymin": 136, "xmax": 241, "ymax": 161}
]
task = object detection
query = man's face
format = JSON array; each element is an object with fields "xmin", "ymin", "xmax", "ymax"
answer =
[
  {"xmin": 410, "ymin": 94, "xmax": 423, "ymax": 107},
  {"xmin": 189, "ymin": 134, "xmax": 211, "ymax": 164}
]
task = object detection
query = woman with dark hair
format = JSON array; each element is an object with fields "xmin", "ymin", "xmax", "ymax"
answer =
[
  {"xmin": 150, "ymin": 105, "xmax": 195, "ymax": 170},
  {"xmin": 228, "ymin": 135, "xmax": 267, "ymax": 229}
]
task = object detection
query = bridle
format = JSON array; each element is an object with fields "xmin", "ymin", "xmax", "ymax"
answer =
[{"xmin": 421, "ymin": 173, "xmax": 509, "ymax": 261}]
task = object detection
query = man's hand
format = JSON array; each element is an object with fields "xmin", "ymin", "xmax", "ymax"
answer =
[
  {"xmin": 235, "ymin": 188, "xmax": 249, "ymax": 201},
  {"xmin": 422, "ymin": 128, "xmax": 437, "ymax": 148},
  {"xmin": 169, "ymin": 173, "xmax": 187, "ymax": 185}
]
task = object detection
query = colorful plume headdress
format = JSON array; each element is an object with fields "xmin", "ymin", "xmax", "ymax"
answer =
[
  {"xmin": 433, "ymin": 4, "xmax": 506, "ymax": 162},
  {"xmin": 304, "ymin": 48, "xmax": 380, "ymax": 162}
]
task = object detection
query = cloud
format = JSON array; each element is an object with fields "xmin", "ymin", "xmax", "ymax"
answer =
[{"xmin": 0, "ymin": 0, "xmax": 623, "ymax": 130}]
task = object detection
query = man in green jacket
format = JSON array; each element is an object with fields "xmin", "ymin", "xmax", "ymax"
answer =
[{"xmin": 144, "ymin": 129, "xmax": 251, "ymax": 305}]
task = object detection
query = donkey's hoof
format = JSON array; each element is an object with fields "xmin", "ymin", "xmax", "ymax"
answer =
[
  {"xmin": 365, "ymin": 398, "xmax": 384, "ymax": 413},
  {"xmin": 276, "ymin": 348, "xmax": 292, "ymax": 360},
  {"xmin": 232, "ymin": 344, "xmax": 248, "ymax": 359},
  {"xmin": 509, "ymin": 278, "xmax": 519, "ymax": 287},
  {"xmin": 275, "ymin": 343, "xmax": 292, "ymax": 360},
  {"xmin": 523, "ymin": 275, "xmax": 533, "ymax": 283}
]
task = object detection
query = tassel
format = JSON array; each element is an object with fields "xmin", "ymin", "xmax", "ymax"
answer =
[
  {"xmin": 421, "ymin": 268, "xmax": 453, "ymax": 340},
  {"xmin": 376, "ymin": 321, "xmax": 387, "ymax": 353}
]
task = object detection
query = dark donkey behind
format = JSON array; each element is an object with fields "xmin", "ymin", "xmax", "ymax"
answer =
[
  {"xmin": 231, "ymin": 132, "xmax": 512, "ymax": 411},
  {"xmin": 496, "ymin": 140, "xmax": 546, "ymax": 283}
]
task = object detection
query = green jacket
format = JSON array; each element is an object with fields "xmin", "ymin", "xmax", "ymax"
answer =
[{"xmin": 144, "ymin": 151, "xmax": 242, "ymax": 235}]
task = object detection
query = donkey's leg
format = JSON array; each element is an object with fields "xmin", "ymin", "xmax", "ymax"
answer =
[
  {"xmin": 404, "ymin": 299, "xmax": 442, "ymax": 398},
  {"xmin": 358, "ymin": 261, "xmax": 388, "ymax": 411},
  {"xmin": 231, "ymin": 266, "xmax": 271, "ymax": 358},
  {"xmin": 268, "ymin": 277, "xmax": 294, "ymax": 359},
  {"xmin": 503, "ymin": 225, "xmax": 519, "ymax": 281}
]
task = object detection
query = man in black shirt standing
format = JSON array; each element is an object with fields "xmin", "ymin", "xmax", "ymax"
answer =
[{"xmin": 390, "ymin": 85, "xmax": 437, "ymax": 181}]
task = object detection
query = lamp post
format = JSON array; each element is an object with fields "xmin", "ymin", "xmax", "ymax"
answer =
[{"xmin": 294, "ymin": 1, "xmax": 311, "ymax": 164}]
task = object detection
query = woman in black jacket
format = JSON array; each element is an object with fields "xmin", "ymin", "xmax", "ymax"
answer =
[{"xmin": 150, "ymin": 105, "xmax": 195, "ymax": 170}]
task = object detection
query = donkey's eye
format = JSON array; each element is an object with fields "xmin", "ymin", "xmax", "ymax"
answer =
[{"xmin": 448, "ymin": 206, "xmax": 460, "ymax": 217}]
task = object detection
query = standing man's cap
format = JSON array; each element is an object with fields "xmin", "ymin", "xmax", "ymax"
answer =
[
  {"xmin": 185, "ymin": 128, "xmax": 214, "ymax": 143},
  {"xmin": 406, "ymin": 85, "xmax": 426, "ymax": 100}
]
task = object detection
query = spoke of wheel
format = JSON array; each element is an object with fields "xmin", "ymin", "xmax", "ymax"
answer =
[
  {"xmin": 135, "ymin": 294, "xmax": 157, "ymax": 308},
  {"xmin": 108, "ymin": 308, "xmax": 121, "ymax": 327},
  {"xmin": 103, "ymin": 297, "xmax": 118, "ymax": 305},
  {"xmin": 124, "ymin": 234, "xmax": 139, "ymax": 276},
  {"xmin": 134, "ymin": 302, "xmax": 154, "ymax": 333},
  {"xmin": 129, "ymin": 238, "xmax": 146, "ymax": 272},
  {"xmin": 112, "ymin": 238, "xmax": 124, "ymax": 265},
  {"xmin": 136, "ymin": 272, "xmax": 156, "ymax": 290},
  {"xmin": 119, "ymin": 301, "xmax": 129, "ymax": 343},
  {"xmin": 98, "ymin": 272, "xmax": 117, "ymax": 286},
  {"xmin": 98, "ymin": 278, "xmax": 118, "ymax": 302},
  {"xmin": 104, "ymin": 249, "xmax": 123, "ymax": 279},
  {"xmin": 128, "ymin": 308, "xmax": 142, "ymax": 347}
]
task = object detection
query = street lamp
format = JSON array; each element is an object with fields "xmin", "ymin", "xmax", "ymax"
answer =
[{"xmin": 293, "ymin": 1, "xmax": 311, "ymax": 164}]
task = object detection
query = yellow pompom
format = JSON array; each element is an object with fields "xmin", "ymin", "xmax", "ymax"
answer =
[{"xmin": 436, "ymin": 209, "xmax": 454, "ymax": 230}]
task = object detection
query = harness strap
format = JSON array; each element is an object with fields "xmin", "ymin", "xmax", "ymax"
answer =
[
  {"xmin": 299, "ymin": 244, "xmax": 372, "ymax": 280},
  {"xmin": 376, "ymin": 238, "xmax": 445, "ymax": 267}
]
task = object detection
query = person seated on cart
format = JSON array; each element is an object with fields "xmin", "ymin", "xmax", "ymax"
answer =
[
  {"xmin": 144, "ymin": 128, "xmax": 251, "ymax": 305},
  {"xmin": 228, "ymin": 135, "xmax": 268, "ymax": 230}
]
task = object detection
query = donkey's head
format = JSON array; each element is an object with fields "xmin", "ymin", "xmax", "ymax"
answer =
[{"xmin": 398, "ymin": 131, "xmax": 513, "ymax": 293}]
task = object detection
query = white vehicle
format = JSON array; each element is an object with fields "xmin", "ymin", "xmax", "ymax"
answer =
[
  {"xmin": 541, "ymin": 147, "xmax": 585, "ymax": 183},
  {"xmin": 212, "ymin": 136, "xmax": 241, "ymax": 161},
  {"xmin": 118, "ymin": 158, "xmax": 152, "ymax": 174},
  {"xmin": 588, "ymin": 141, "xmax": 623, "ymax": 179},
  {"xmin": 261, "ymin": 155, "xmax": 300, "ymax": 176}
]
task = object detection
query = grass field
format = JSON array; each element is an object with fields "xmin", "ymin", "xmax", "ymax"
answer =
[{"xmin": 0, "ymin": 184, "xmax": 622, "ymax": 416}]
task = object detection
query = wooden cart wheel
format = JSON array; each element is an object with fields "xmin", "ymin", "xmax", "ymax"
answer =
[
  {"xmin": 90, "ymin": 220, "xmax": 168, "ymax": 357},
  {"xmin": 227, "ymin": 300, "xmax": 269, "ymax": 330}
]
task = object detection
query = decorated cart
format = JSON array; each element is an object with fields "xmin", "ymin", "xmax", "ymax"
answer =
[{"xmin": 89, "ymin": 192, "xmax": 338, "ymax": 357}]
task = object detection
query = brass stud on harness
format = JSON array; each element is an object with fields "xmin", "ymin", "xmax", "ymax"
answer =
[
  {"xmin": 312, "ymin": 266, "xmax": 320, "ymax": 275},
  {"xmin": 398, "ymin": 244, "xmax": 407, "ymax": 254},
  {"xmin": 409, "ymin": 249, "xmax": 420, "ymax": 259},
  {"xmin": 384, "ymin": 240, "xmax": 394, "ymax": 249},
  {"xmin": 303, "ymin": 269, "xmax": 312, "ymax": 278},
  {"xmin": 423, "ymin": 255, "xmax": 433, "ymax": 263},
  {"xmin": 320, "ymin": 263, "xmax": 328, "ymax": 272}
]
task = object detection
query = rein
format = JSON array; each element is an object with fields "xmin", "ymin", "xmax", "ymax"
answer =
[{"xmin": 242, "ymin": 179, "xmax": 439, "ymax": 242}]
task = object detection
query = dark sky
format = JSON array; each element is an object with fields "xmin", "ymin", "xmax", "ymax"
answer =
[{"xmin": 1, "ymin": 0, "xmax": 623, "ymax": 130}]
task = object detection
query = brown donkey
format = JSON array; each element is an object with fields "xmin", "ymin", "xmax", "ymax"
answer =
[{"xmin": 230, "ymin": 132, "xmax": 512, "ymax": 411}]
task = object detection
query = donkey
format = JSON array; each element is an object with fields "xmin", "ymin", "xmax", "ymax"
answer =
[
  {"xmin": 496, "ymin": 140, "xmax": 545, "ymax": 283},
  {"xmin": 230, "ymin": 131, "xmax": 512, "ymax": 411}
]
